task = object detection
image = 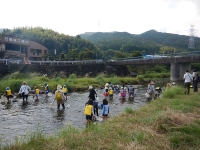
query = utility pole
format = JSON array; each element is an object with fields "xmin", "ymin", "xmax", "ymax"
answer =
[
  {"xmin": 98, "ymin": 20, "xmax": 100, "ymax": 32},
  {"xmin": 188, "ymin": 25, "xmax": 195, "ymax": 49}
]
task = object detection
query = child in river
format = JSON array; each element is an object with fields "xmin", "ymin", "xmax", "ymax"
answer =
[
  {"xmin": 3, "ymin": 87, "xmax": 13, "ymax": 103},
  {"xmin": 84, "ymin": 99, "xmax": 95, "ymax": 127},
  {"xmin": 44, "ymin": 82, "xmax": 50, "ymax": 97},
  {"xmin": 120, "ymin": 87, "xmax": 126, "ymax": 97},
  {"xmin": 33, "ymin": 86, "xmax": 40, "ymax": 100},
  {"xmin": 102, "ymin": 99, "xmax": 109, "ymax": 120},
  {"xmin": 108, "ymin": 87, "xmax": 114, "ymax": 99},
  {"xmin": 62, "ymin": 85, "xmax": 68, "ymax": 100}
]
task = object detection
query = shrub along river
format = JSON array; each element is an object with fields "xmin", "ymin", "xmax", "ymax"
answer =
[{"xmin": 0, "ymin": 84, "xmax": 164, "ymax": 146}]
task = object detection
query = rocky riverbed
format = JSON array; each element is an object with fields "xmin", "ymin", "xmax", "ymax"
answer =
[{"xmin": 0, "ymin": 86, "xmax": 149, "ymax": 146}]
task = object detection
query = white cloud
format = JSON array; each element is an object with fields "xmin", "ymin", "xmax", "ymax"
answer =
[{"xmin": 1, "ymin": 0, "xmax": 200, "ymax": 37}]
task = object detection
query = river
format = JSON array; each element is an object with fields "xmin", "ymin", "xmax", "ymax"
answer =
[{"xmin": 0, "ymin": 85, "xmax": 154, "ymax": 146}]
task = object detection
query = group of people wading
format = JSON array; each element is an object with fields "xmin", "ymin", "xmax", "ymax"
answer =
[
  {"xmin": 2, "ymin": 82, "xmax": 68, "ymax": 110},
  {"xmin": 3, "ymin": 74, "xmax": 198, "ymax": 128},
  {"xmin": 84, "ymin": 85, "xmax": 110, "ymax": 127},
  {"xmin": 84, "ymin": 82, "xmax": 138, "ymax": 127},
  {"xmin": 103, "ymin": 82, "xmax": 135, "ymax": 99}
]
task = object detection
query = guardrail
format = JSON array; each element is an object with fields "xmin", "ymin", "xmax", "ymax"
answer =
[
  {"xmin": 29, "ymin": 59, "xmax": 103, "ymax": 65},
  {"xmin": 106, "ymin": 51, "xmax": 200, "ymax": 62},
  {"xmin": 1, "ymin": 51, "xmax": 200, "ymax": 65},
  {"xmin": 0, "ymin": 59, "xmax": 104, "ymax": 65}
]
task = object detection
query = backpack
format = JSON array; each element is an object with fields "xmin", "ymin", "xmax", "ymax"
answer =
[
  {"xmin": 56, "ymin": 91, "xmax": 62, "ymax": 100},
  {"xmin": 84, "ymin": 104, "xmax": 92, "ymax": 115}
]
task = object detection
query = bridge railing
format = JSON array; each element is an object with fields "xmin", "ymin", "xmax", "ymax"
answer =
[
  {"xmin": 0, "ymin": 59, "xmax": 104, "ymax": 65},
  {"xmin": 1, "ymin": 51, "xmax": 200, "ymax": 65},
  {"xmin": 29, "ymin": 59, "xmax": 103, "ymax": 65},
  {"xmin": 106, "ymin": 51, "xmax": 200, "ymax": 63}
]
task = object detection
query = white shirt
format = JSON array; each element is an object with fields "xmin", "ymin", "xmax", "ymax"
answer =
[
  {"xmin": 19, "ymin": 85, "xmax": 31, "ymax": 95},
  {"xmin": 183, "ymin": 73, "xmax": 193, "ymax": 83}
]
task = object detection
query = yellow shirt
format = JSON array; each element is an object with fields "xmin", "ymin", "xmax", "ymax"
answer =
[
  {"xmin": 109, "ymin": 89, "xmax": 113, "ymax": 95},
  {"xmin": 6, "ymin": 90, "xmax": 11, "ymax": 96},
  {"xmin": 35, "ymin": 89, "xmax": 39, "ymax": 94},
  {"xmin": 62, "ymin": 87, "xmax": 67, "ymax": 93}
]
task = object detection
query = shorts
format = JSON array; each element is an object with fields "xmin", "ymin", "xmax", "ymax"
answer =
[
  {"xmin": 86, "ymin": 115, "xmax": 92, "ymax": 120},
  {"xmin": 57, "ymin": 100, "xmax": 64, "ymax": 104},
  {"xmin": 34, "ymin": 94, "xmax": 39, "ymax": 97},
  {"xmin": 6, "ymin": 95, "xmax": 12, "ymax": 99},
  {"xmin": 45, "ymin": 91, "xmax": 49, "ymax": 94}
]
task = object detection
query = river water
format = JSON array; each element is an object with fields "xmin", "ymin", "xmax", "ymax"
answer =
[{"xmin": 0, "ymin": 86, "xmax": 152, "ymax": 146}]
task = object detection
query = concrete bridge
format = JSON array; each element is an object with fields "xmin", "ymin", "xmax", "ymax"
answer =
[
  {"xmin": 106, "ymin": 51, "xmax": 200, "ymax": 81},
  {"xmin": 0, "ymin": 51, "xmax": 200, "ymax": 81}
]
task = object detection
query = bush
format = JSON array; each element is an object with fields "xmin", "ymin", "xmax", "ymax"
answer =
[{"xmin": 162, "ymin": 86, "xmax": 184, "ymax": 99}]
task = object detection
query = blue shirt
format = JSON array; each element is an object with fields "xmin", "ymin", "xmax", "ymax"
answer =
[{"xmin": 102, "ymin": 105, "xmax": 109, "ymax": 115}]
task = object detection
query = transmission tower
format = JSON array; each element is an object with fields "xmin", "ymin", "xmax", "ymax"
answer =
[{"xmin": 188, "ymin": 25, "xmax": 195, "ymax": 49}]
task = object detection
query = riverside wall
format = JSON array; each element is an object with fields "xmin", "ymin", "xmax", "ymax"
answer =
[{"xmin": 0, "ymin": 63, "xmax": 130, "ymax": 77}]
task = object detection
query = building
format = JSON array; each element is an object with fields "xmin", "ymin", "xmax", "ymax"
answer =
[{"xmin": 0, "ymin": 35, "xmax": 48, "ymax": 63}]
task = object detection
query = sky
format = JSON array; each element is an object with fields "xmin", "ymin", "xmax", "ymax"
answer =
[{"xmin": 1, "ymin": 0, "xmax": 200, "ymax": 37}]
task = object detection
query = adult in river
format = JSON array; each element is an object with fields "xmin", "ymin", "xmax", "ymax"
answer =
[
  {"xmin": 128, "ymin": 85, "xmax": 134, "ymax": 98},
  {"xmin": 53, "ymin": 85, "xmax": 65, "ymax": 110},
  {"xmin": 18, "ymin": 81, "xmax": 31, "ymax": 102},
  {"xmin": 88, "ymin": 85, "xmax": 98, "ymax": 116},
  {"xmin": 88, "ymin": 85, "xmax": 97, "ymax": 101},
  {"xmin": 147, "ymin": 81, "xmax": 155, "ymax": 101}
]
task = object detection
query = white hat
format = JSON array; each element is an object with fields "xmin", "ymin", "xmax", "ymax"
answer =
[
  {"xmin": 89, "ymin": 85, "xmax": 93, "ymax": 89},
  {"xmin": 57, "ymin": 85, "xmax": 62, "ymax": 90}
]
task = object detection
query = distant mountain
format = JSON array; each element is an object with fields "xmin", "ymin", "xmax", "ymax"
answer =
[
  {"xmin": 79, "ymin": 30, "xmax": 200, "ymax": 54},
  {"xmin": 79, "ymin": 32, "xmax": 96, "ymax": 39},
  {"xmin": 139, "ymin": 30, "xmax": 198, "ymax": 49}
]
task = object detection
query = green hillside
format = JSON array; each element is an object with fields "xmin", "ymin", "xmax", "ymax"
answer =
[
  {"xmin": 1, "ymin": 27, "xmax": 200, "ymax": 60},
  {"xmin": 79, "ymin": 30, "xmax": 200, "ymax": 55},
  {"xmin": 0, "ymin": 27, "xmax": 98, "ymax": 60}
]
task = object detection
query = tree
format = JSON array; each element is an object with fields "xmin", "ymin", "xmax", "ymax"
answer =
[{"xmin": 131, "ymin": 50, "xmax": 142, "ymax": 57}]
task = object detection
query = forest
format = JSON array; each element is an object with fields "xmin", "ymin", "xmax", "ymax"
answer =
[{"xmin": 1, "ymin": 27, "xmax": 200, "ymax": 61}]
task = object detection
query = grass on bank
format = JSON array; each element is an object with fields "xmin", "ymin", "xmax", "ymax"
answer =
[
  {"xmin": 0, "ymin": 72, "xmax": 158, "ymax": 93},
  {"xmin": 2, "ymin": 86, "xmax": 200, "ymax": 150}
]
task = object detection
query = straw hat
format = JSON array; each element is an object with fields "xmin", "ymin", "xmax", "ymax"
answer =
[
  {"xmin": 22, "ymin": 81, "xmax": 26, "ymax": 84},
  {"xmin": 88, "ymin": 85, "xmax": 93, "ymax": 89},
  {"xmin": 57, "ymin": 85, "xmax": 62, "ymax": 90}
]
